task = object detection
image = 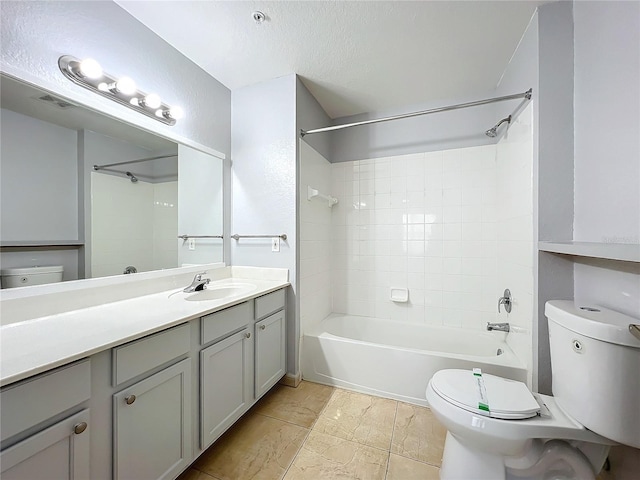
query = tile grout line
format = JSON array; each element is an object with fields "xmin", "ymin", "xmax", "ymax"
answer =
[
  {"xmin": 280, "ymin": 423, "xmax": 313, "ymax": 480},
  {"xmin": 384, "ymin": 401, "xmax": 399, "ymax": 480},
  {"xmin": 279, "ymin": 384, "xmax": 337, "ymax": 479}
]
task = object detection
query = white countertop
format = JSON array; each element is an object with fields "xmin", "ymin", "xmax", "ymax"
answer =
[{"xmin": 1, "ymin": 268, "xmax": 289, "ymax": 387}]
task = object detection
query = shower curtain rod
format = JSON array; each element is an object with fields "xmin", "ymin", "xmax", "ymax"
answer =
[
  {"xmin": 300, "ymin": 88, "xmax": 532, "ymax": 137},
  {"xmin": 93, "ymin": 154, "xmax": 177, "ymax": 171}
]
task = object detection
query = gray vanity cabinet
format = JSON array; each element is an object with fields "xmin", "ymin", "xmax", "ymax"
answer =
[
  {"xmin": 254, "ymin": 290, "xmax": 286, "ymax": 399},
  {"xmin": 255, "ymin": 310, "xmax": 286, "ymax": 399},
  {"xmin": 199, "ymin": 302, "xmax": 254, "ymax": 449},
  {"xmin": 0, "ymin": 360, "xmax": 91, "ymax": 480},
  {"xmin": 113, "ymin": 358, "xmax": 192, "ymax": 480},
  {"xmin": 200, "ymin": 328, "xmax": 253, "ymax": 448},
  {"xmin": 0, "ymin": 410, "xmax": 90, "ymax": 480}
]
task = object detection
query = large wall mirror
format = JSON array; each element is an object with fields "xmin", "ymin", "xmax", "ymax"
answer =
[{"xmin": 0, "ymin": 74, "xmax": 223, "ymax": 283}]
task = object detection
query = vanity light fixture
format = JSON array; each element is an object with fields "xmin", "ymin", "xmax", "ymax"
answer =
[{"xmin": 58, "ymin": 55, "xmax": 184, "ymax": 126}]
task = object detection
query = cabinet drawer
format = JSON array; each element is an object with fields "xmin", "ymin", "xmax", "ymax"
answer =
[
  {"xmin": 112, "ymin": 323, "xmax": 190, "ymax": 386},
  {"xmin": 1, "ymin": 360, "xmax": 90, "ymax": 443},
  {"xmin": 201, "ymin": 301, "xmax": 253, "ymax": 345},
  {"xmin": 255, "ymin": 289, "xmax": 285, "ymax": 320}
]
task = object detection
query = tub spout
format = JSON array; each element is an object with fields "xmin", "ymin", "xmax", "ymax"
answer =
[{"xmin": 487, "ymin": 322, "xmax": 510, "ymax": 333}]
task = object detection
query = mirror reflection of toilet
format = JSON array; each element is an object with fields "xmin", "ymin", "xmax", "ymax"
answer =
[
  {"xmin": 426, "ymin": 301, "xmax": 640, "ymax": 480},
  {"xmin": 0, "ymin": 266, "xmax": 63, "ymax": 288}
]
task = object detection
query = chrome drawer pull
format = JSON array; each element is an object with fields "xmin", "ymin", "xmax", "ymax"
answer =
[{"xmin": 125, "ymin": 395, "xmax": 136, "ymax": 405}]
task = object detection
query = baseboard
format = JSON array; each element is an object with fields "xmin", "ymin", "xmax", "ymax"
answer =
[{"xmin": 279, "ymin": 371, "xmax": 302, "ymax": 387}]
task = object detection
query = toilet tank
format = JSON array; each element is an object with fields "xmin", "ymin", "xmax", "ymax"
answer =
[
  {"xmin": 546, "ymin": 300, "xmax": 640, "ymax": 448},
  {"xmin": 0, "ymin": 266, "xmax": 64, "ymax": 288}
]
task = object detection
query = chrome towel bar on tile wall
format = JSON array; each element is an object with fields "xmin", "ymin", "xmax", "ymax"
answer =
[
  {"xmin": 177, "ymin": 235, "xmax": 224, "ymax": 239},
  {"xmin": 231, "ymin": 234, "xmax": 287, "ymax": 241}
]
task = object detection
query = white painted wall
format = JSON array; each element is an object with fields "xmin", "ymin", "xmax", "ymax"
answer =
[
  {"xmin": 573, "ymin": 1, "xmax": 640, "ymax": 318},
  {"xmin": 329, "ymin": 91, "xmax": 498, "ymax": 164},
  {"xmin": 231, "ymin": 74, "xmax": 298, "ymax": 375},
  {"xmin": 573, "ymin": 4, "xmax": 640, "ymax": 469},
  {"xmin": 299, "ymin": 141, "xmax": 333, "ymax": 335},
  {"xmin": 1, "ymin": 109, "xmax": 78, "ymax": 241},
  {"xmin": 0, "ymin": 108, "xmax": 80, "ymax": 281},
  {"xmin": 177, "ymin": 144, "xmax": 223, "ymax": 266}
]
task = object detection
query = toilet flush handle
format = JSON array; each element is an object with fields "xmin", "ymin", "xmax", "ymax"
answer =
[{"xmin": 630, "ymin": 324, "xmax": 640, "ymax": 341}]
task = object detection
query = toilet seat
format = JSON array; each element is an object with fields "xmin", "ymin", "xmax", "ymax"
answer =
[
  {"xmin": 430, "ymin": 369, "xmax": 540, "ymax": 420},
  {"xmin": 426, "ymin": 371, "xmax": 614, "ymax": 447}
]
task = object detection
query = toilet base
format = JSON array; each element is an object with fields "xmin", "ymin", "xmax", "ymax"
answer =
[
  {"xmin": 440, "ymin": 432, "xmax": 608, "ymax": 480},
  {"xmin": 441, "ymin": 432, "xmax": 506, "ymax": 480}
]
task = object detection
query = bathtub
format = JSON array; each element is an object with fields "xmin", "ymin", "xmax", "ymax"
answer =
[{"xmin": 302, "ymin": 313, "xmax": 527, "ymax": 406}]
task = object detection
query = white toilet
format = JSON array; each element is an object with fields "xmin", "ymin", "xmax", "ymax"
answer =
[
  {"xmin": 426, "ymin": 300, "xmax": 640, "ymax": 480},
  {"xmin": 0, "ymin": 265, "xmax": 64, "ymax": 288}
]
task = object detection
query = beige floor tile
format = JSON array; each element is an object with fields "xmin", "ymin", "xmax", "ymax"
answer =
[
  {"xmin": 195, "ymin": 412, "xmax": 309, "ymax": 480},
  {"xmin": 313, "ymin": 389, "xmax": 397, "ymax": 450},
  {"xmin": 177, "ymin": 468, "xmax": 219, "ymax": 480},
  {"xmin": 386, "ymin": 454, "xmax": 440, "ymax": 480},
  {"xmin": 253, "ymin": 381, "xmax": 335, "ymax": 428},
  {"xmin": 391, "ymin": 403, "xmax": 446, "ymax": 466},
  {"xmin": 283, "ymin": 430, "xmax": 388, "ymax": 480}
]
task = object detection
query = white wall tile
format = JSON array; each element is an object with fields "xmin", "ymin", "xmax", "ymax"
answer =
[{"xmin": 312, "ymin": 142, "xmax": 532, "ymax": 349}]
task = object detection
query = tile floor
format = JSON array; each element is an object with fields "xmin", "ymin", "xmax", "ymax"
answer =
[{"xmin": 179, "ymin": 381, "xmax": 446, "ymax": 480}]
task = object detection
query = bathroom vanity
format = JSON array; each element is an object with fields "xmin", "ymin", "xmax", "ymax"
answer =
[{"xmin": 0, "ymin": 266, "xmax": 289, "ymax": 480}]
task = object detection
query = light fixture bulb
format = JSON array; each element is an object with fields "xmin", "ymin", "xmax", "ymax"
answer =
[
  {"xmin": 114, "ymin": 76, "xmax": 137, "ymax": 96},
  {"xmin": 142, "ymin": 93, "xmax": 161, "ymax": 109},
  {"xmin": 78, "ymin": 58, "xmax": 103, "ymax": 79},
  {"xmin": 166, "ymin": 105, "xmax": 184, "ymax": 120}
]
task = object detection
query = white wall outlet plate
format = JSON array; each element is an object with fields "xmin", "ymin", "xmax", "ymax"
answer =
[
  {"xmin": 272, "ymin": 237, "xmax": 280, "ymax": 252},
  {"xmin": 188, "ymin": 238, "xmax": 196, "ymax": 250}
]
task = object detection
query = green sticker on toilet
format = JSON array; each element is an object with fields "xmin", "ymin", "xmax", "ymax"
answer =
[{"xmin": 473, "ymin": 368, "xmax": 490, "ymax": 412}]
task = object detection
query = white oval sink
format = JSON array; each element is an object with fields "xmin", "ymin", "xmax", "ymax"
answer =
[{"xmin": 184, "ymin": 283, "xmax": 256, "ymax": 302}]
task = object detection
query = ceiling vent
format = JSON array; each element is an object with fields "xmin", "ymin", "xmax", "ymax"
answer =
[{"xmin": 34, "ymin": 94, "xmax": 75, "ymax": 109}]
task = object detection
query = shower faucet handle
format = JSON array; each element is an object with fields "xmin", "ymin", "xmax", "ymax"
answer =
[{"xmin": 498, "ymin": 289, "xmax": 512, "ymax": 313}]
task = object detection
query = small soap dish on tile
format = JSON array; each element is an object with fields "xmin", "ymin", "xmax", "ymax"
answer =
[{"xmin": 390, "ymin": 288, "xmax": 409, "ymax": 303}]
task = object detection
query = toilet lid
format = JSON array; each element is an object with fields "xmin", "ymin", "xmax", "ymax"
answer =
[{"xmin": 431, "ymin": 369, "xmax": 540, "ymax": 420}]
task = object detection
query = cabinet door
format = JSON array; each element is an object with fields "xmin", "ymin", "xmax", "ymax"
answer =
[
  {"xmin": 113, "ymin": 359, "xmax": 192, "ymax": 480},
  {"xmin": 200, "ymin": 328, "xmax": 252, "ymax": 449},
  {"xmin": 0, "ymin": 409, "xmax": 90, "ymax": 480},
  {"xmin": 255, "ymin": 310, "xmax": 286, "ymax": 399}
]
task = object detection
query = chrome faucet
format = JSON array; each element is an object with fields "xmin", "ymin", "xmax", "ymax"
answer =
[
  {"xmin": 487, "ymin": 322, "xmax": 510, "ymax": 333},
  {"xmin": 183, "ymin": 273, "xmax": 210, "ymax": 293}
]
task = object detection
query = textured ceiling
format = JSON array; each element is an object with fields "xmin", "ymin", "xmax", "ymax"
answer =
[{"xmin": 116, "ymin": 1, "xmax": 544, "ymax": 119}]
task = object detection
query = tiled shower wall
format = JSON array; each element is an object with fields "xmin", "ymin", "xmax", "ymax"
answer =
[
  {"xmin": 91, "ymin": 173, "xmax": 177, "ymax": 277},
  {"xmin": 330, "ymin": 120, "xmax": 533, "ymax": 334},
  {"xmin": 299, "ymin": 141, "xmax": 333, "ymax": 334},
  {"xmin": 300, "ymin": 108, "xmax": 534, "ymax": 368},
  {"xmin": 330, "ymin": 145, "xmax": 503, "ymax": 329}
]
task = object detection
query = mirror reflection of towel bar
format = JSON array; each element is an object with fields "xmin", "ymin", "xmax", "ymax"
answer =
[
  {"xmin": 177, "ymin": 235, "xmax": 223, "ymax": 239},
  {"xmin": 231, "ymin": 234, "xmax": 287, "ymax": 241}
]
